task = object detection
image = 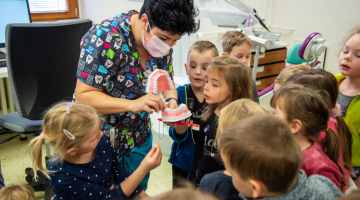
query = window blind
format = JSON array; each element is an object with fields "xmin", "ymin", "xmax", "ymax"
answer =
[{"xmin": 28, "ymin": 0, "xmax": 69, "ymax": 13}]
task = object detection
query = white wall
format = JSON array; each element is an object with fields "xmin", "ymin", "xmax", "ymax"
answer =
[
  {"xmin": 79, "ymin": 0, "xmax": 143, "ymax": 22},
  {"xmin": 78, "ymin": 0, "xmax": 102, "ymax": 23},
  {"xmin": 78, "ymin": 0, "xmax": 360, "ymax": 75}
]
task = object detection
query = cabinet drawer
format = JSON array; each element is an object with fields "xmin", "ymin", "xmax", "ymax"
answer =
[
  {"xmin": 254, "ymin": 62, "xmax": 286, "ymax": 78},
  {"xmin": 250, "ymin": 48, "xmax": 287, "ymax": 66},
  {"xmin": 255, "ymin": 76, "xmax": 277, "ymax": 91}
]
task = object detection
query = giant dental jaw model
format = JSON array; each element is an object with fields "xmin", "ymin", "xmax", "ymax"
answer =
[
  {"xmin": 146, "ymin": 69, "xmax": 174, "ymax": 96},
  {"xmin": 146, "ymin": 69, "xmax": 192, "ymax": 122}
]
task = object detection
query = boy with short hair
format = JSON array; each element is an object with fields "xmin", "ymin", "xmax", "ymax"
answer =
[
  {"xmin": 168, "ymin": 40, "xmax": 219, "ymax": 188},
  {"xmin": 219, "ymin": 114, "xmax": 343, "ymax": 200},
  {"xmin": 222, "ymin": 31, "xmax": 259, "ymax": 103}
]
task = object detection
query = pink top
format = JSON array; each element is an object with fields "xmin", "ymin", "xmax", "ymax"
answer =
[
  {"xmin": 301, "ymin": 143, "xmax": 342, "ymax": 191},
  {"xmin": 316, "ymin": 117, "xmax": 350, "ymax": 189}
]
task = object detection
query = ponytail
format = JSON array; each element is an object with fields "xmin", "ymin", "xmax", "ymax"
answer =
[
  {"xmin": 335, "ymin": 116, "xmax": 353, "ymax": 172},
  {"xmin": 323, "ymin": 128, "xmax": 346, "ymax": 190},
  {"xmin": 27, "ymin": 135, "xmax": 50, "ymax": 179}
]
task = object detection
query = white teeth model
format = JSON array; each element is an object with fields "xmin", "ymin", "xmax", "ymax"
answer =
[
  {"xmin": 152, "ymin": 82, "xmax": 158, "ymax": 94},
  {"xmin": 161, "ymin": 103, "xmax": 192, "ymax": 122},
  {"xmin": 164, "ymin": 106, "xmax": 187, "ymax": 114},
  {"xmin": 167, "ymin": 76, "xmax": 173, "ymax": 90}
]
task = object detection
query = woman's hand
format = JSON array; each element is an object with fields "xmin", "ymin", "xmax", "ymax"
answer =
[
  {"xmin": 130, "ymin": 94, "xmax": 166, "ymax": 114},
  {"xmin": 164, "ymin": 99, "xmax": 180, "ymax": 127},
  {"xmin": 139, "ymin": 144, "xmax": 162, "ymax": 172},
  {"xmin": 167, "ymin": 99, "xmax": 178, "ymax": 109}
]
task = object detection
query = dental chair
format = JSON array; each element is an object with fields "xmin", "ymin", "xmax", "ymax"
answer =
[{"xmin": 258, "ymin": 32, "xmax": 326, "ymax": 97}]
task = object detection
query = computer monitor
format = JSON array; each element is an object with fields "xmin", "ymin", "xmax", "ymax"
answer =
[{"xmin": 0, "ymin": 0, "xmax": 32, "ymax": 48}]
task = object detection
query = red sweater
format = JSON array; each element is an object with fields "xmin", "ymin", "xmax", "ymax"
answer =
[{"xmin": 301, "ymin": 143, "xmax": 342, "ymax": 191}]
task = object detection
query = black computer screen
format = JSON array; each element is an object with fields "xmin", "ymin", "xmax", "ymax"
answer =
[{"xmin": 0, "ymin": 0, "xmax": 31, "ymax": 47}]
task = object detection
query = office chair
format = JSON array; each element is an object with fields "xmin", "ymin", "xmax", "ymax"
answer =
[{"xmin": 1, "ymin": 19, "xmax": 92, "ymax": 200}]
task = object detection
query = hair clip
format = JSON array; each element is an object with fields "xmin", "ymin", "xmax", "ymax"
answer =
[
  {"xmin": 66, "ymin": 103, "xmax": 72, "ymax": 115},
  {"xmin": 63, "ymin": 129, "xmax": 75, "ymax": 140},
  {"xmin": 40, "ymin": 132, "xmax": 45, "ymax": 140}
]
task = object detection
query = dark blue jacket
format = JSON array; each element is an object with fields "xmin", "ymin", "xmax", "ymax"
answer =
[{"xmin": 168, "ymin": 84, "xmax": 196, "ymax": 171}]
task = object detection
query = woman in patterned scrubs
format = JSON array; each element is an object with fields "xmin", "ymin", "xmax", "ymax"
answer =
[{"xmin": 74, "ymin": 0, "xmax": 199, "ymax": 190}]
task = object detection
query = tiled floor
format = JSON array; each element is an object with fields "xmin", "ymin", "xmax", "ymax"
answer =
[{"xmin": 0, "ymin": 132, "xmax": 172, "ymax": 199}]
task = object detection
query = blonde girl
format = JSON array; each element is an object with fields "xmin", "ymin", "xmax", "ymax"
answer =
[
  {"xmin": 0, "ymin": 184, "xmax": 35, "ymax": 200},
  {"xmin": 188, "ymin": 56, "xmax": 253, "ymax": 186},
  {"xmin": 215, "ymin": 99, "xmax": 269, "ymax": 145},
  {"xmin": 336, "ymin": 26, "xmax": 360, "ymax": 187},
  {"xmin": 271, "ymin": 85, "xmax": 345, "ymax": 191},
  {"xmin": 198, "ymin": 99, "xmax": 268, "ymax": 200},
  {"xmin": 28, "ymin": 102, "xmax": 161, "ymax": 200}
]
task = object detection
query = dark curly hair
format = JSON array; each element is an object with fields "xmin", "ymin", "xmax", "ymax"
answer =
[{"xmin": 139, "ymin": 0, "xmax": 200, "ymax": 35}]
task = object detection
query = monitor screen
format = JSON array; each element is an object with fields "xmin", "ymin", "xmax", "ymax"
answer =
[{"xmin": 0, "ymin": 0, "xmax": 31, "ymax": 47}]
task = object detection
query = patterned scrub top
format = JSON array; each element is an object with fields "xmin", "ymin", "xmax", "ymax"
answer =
[{"xmin": 75, "ymin": 10, "xmax": 174, "ymax": 158}]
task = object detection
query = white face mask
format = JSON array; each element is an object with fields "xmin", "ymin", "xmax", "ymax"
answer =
[{"xmin": 142, "ymin": 22, "xmax": 176, "ymax": 58}]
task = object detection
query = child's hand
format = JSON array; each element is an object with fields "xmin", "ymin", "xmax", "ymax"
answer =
[
  {"xmin": 140, "ymin": 144, "xmax": 162, "ymax": 172},
  {"xmin": 174, "ymin": 119, "xmax": 192, "ymax": 134},
  {"xmin": 165, "ymin": 119, "xmax": 192, "ymax": 132},
  {"xmin": 164, "ymin": 122, "xmax": 176, "ymax": 127}
]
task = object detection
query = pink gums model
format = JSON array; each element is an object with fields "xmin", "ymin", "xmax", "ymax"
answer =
[
  {"xmin": 146, "ymin": 69, "xmax": 173, "ymax": 95},
  {"xmin": 146, "ymin": 69, "xmax": 192, "ymax": 122},
  {"xmin": 162, "ymin": 104, "xmax": 192, "ymax": 122}
]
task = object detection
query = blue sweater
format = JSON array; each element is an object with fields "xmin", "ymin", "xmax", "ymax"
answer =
[{"xmin": 168, "ymin": 84, "xmax": 201, "ymax": 171}]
